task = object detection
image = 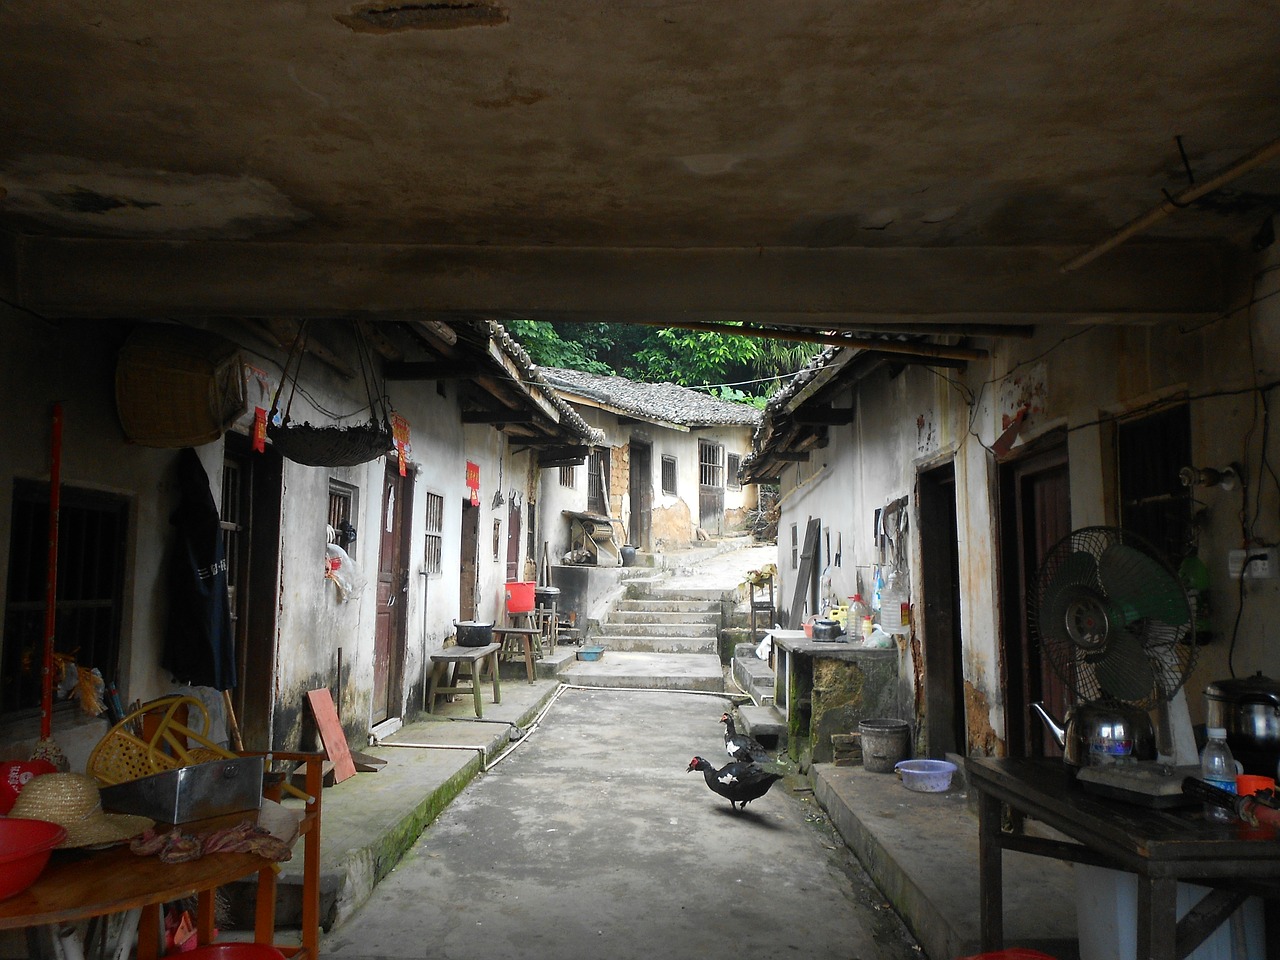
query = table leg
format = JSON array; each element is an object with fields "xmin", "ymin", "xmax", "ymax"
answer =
[
  {"xmin": 197, "ymin": 888, "xmax": 217, "ymax": 944},
  {"xmin": 470, "ymin": 657, "xmax": 484, "ymax": 717},
  {"xmin": 522, "ymin": 636, "xmax": 535, "ymax": 682},
  {"xmin": 976, "ymin": 786, "xmax": 1004, "ymax": 951},
  {"xmin": 137, "ymin": 903, "xmax": 162, "ymax": 960},
  {"xmin": 489, "ymin": 649, "xmax": 502, "ymax": 705},
  {"xmin": 1136, "ymin": 874, "xmax": 1177, "ymax": 960},
  {"xmin": 426, "ymin": 661, "xmax": 443, "ymax": 713}
]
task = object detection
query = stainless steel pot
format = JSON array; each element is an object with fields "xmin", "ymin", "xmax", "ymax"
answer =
[
  {"xmin": 1031, "ymin": 700, "xmax": 1157, "ymax": 768},
  {"xmin": 1205, "ymin": 673, "xmax": 1280, "ymax": 776}
]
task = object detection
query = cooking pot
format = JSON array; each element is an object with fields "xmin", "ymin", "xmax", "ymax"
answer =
[
  {"xmin": 1030, "ymin": 700, "xmax": 1157, "ymax": 768},
  {"xmin": 1205, "ymin": 673, "xmax": 1280, "ymax": 776},
  {"xmin": 810, "ymin": 618, "xmax": 843, "ymax": 641},
  {"xmin": 454, "ymin": 621, "xmax": 494, "ymax": 647}
]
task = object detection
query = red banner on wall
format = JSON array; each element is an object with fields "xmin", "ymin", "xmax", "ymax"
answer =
[{"xmin": 465, "ymin": 461, "xmax": 480, "ymax": 506}]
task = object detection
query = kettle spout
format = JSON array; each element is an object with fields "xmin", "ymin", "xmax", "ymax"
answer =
[{"xmin": 1030, "ymin": 702, "xmax": 1066, "ymax": 749}]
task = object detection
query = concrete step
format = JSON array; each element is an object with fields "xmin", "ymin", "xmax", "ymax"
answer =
[
  {"xmin": 737, "ymin": 703, "xmax": 786, "ymax": 748},
  {"xmin": 592, "ymin": 634, "xmax": 719, "ymax": 655},
  {"xmin": 599, "ymin": 620, "xmax": 718, "ymax": 638},
  {"xmin": 615, "ymin": 599, "xmax": 723, "ymax": 614},
  {"xmin": 644, "ymin": 586, "xmax": 739, "ymax": 602},
  {"xmin": 732, "ymin": 653, "xmax": 775, "ymax": 707},
  {"xmin": 558, "ymin": 651, "xmax": 725, "ymax": 691},
  {"xmin": 608, "ymin": 608, "xmax": 721, "ymax": 624}
]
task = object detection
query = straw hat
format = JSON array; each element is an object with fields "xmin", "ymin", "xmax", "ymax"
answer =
[{"xmin": 9, "ymin": 773, "xmax": 153, "ymax": 848}]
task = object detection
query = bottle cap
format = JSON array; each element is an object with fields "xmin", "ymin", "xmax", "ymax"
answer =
[
  {"xmin": 850, "ymin": 594, "xmax": 863, "ymax": 602},
  {"xmin": 1207, "ymin": 727, "xmax": 1227, "ymax": 739}
]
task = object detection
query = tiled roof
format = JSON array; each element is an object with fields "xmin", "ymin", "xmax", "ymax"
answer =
[{"xmin": 539, "ymin": 367, "xmax": 762, "ymax": 428}]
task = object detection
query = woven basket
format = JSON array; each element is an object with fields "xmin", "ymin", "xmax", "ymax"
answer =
[
  {"xmin": 115, "ymin": 325, "xmax": 247, "ymax": 447},
  {"xmin": 88, "ymin": 695, "xmax": 230, "ymax": 786},
  {"xmin": 268, "ymin": 418, "xmax": 393, "ymax": 467}
]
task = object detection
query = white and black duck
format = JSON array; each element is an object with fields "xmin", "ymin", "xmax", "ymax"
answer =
[
  {"xmin": 686, "ymin": 756, "xmax": 783, "ymax": 811},
  {"xmin": 720, "ymin": 712, "xmax": 770, "ymax": 764}
]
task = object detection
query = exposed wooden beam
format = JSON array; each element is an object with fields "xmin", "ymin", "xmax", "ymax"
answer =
[
  {"xmin": 775, "ymin": 452, "xmax": 810, "ymax": 462},
  {"xmin": 793, "ymin": 407, "xmax": 854, "ymax": 426},
  {"xmin": 384, "ymin": 361, "xmax": 479, "ymax": 380},
  {"xmin": 461, "ymin": 410, "xmax": 536, "ymax": 424}
]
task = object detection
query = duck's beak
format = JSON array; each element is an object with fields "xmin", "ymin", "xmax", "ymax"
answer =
[{"xmin": 685, "ymin": 759, "xmax": 697, "ymax": 772}]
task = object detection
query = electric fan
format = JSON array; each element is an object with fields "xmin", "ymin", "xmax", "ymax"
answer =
[{"xmin": 1027, "ymin": 526, "xmax": 1201, "ymax": 804}]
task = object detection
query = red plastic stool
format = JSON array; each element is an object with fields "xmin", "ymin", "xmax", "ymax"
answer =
[
  {"xmin": 954, "ymin": 950, "xmax": 1059, "ymax": 960},
  {"xmin": 181, "ymin": 946, "xmax": 287, "ymax": 960}
]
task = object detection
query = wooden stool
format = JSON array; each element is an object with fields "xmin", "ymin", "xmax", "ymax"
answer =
[
  {"xmin": 427, "ymin": 642, "xmax": 502, "ymax": 717},
  {"xmin": 494, "ymin": 625, "xmax": 541, "ymax": 683}
]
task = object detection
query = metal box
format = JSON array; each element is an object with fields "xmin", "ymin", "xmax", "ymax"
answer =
[{"xmin": 100, "ymin": 756, "xmax": 264, "ymax": 824}]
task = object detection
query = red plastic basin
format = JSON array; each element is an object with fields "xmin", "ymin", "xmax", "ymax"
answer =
[
  {"xmin": 504, "ymin": 580, "xmax": 535, "ymax": 613},
  {"xmin": 0, "ymin": 817, "xmax": 67, "ymax": 900}
]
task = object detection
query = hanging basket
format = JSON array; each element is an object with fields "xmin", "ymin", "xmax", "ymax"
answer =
[
  {"xmin": 268, "ymin": 417, "xmax": 393, "ymax": 467},
  {"xmin": 267, "ymin": 321, "xmax": 396, "ymax": 468}
]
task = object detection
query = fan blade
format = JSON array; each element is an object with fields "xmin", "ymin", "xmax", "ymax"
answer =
[
  {"xmin": 1094, "ymin": 627, "xmax": 1156, "ymax": 703},
  {"xmin": 1097, "ymin": 544, "xmax": 1191, "ymax": 625},
  {"xmin": 1046, "ymin": 549, "xmax": 1100, "ymax": 593}
]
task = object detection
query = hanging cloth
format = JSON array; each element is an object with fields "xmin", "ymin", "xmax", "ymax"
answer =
[{"xmin": 161, "ymin": 448, "xmax": 236, "ymax": 690}]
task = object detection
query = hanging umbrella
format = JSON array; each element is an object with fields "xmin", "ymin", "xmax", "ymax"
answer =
[{"xmin": 161, "ymin": 448, "xmax": 236, "ymax": 692}]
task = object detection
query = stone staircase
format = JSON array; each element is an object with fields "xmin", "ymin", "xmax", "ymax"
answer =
[{"xmin": 556, "ymin": 579, "xmax": 732, "ymax": 691}]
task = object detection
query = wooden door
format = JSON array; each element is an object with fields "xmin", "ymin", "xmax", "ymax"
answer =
[
  {"xmin": 459, "ymin": 499, "xmax": 479, "ymax": 620},
  {"xmin": 999, "ymin": 446, "xmax": 1071, "ymax": 758},
  {"xmin": 919, "ymin": 461, "xmax": 964, "ymax": 757},
  {"xmin": 698, "ymin": 440, "xmax": 724, "ymax": 534},
  {"xmin": 372, "ymin": 463, "xmax": 410, "ymax": 727},
  {"xmin": 629, "ymin": 440, "xmax": 652, "ymax": 550},
  {"xmin": 221, "ymin": 435, "xmax": 282, "ymax": 750}
]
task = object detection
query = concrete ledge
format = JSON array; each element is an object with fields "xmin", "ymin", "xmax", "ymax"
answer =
[{"xmin": 811, "ymin": 762, "xmax": 1079, "ymax": 960}]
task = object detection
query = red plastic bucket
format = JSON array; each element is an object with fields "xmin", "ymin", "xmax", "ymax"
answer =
[{"xmin": 505, "ymin": 581, "xmax": 535, "ymax": 613}]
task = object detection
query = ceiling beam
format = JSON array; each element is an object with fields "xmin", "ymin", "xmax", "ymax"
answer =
[
  {"xmin": 4, "ymin": 238, "xmax": 1231, "ymax": 326},
  {"xmin": 384, "ymin": 361, "xmax": 479, "ymax": 380},
  {"xmin": 793, "ymin": 407, "xmax": 854, "ymax": 426},
  {"xmin": 461, "ymin": 410, "xmax": 536, "ymax": 424}
]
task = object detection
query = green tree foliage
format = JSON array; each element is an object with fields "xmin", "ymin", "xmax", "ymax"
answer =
[{"xmin": 507, "ymin": 319, "xmax": 813, "ymax": 405}]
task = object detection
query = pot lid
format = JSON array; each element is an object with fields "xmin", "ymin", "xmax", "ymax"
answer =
[{"xmin": 1205, "ymin": 672, "xmax": 1280, "ymax": 706}]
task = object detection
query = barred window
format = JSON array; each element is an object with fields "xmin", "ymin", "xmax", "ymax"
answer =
[
  {"xmin": 698, "ymin": 440, "xmax": 723, "ymax": 488},
  {"xmin": 559, "ymin": 465, "xmax": 576, "ymax": 488},
  {"xmin": 661, "ymin": 456, "xmax": 677, "ymax": 495},
  {"xmin": 328, "ymin": 481, "xmax": 358, "ymax": 554},
  {"xmin": 423, "ymin": 491, "xmax": 444, "ymax": 577}
]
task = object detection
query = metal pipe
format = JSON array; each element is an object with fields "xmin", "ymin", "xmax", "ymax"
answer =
[{"xmin": 1063, "ymin": 134, "xmax": 1280, "ymax": 272}]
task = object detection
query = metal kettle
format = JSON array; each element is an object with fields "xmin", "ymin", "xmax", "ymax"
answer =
[{"xmin": 1030, "ymin": 700, "xmax": 1157, "ymax": 768}]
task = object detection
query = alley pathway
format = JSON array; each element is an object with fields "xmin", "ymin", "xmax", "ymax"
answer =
[{"xmin": 322, "ymin": 685, "xmax": 923, "ymax": 960}]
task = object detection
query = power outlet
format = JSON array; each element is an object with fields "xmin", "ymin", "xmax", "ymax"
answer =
[{"xmin": 1228, "ymin": 547, "xmax": 1280, "ymax": 579}]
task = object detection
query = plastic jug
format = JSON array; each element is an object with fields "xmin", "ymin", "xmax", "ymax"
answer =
[{"xmin": 881, "ymin": 566, "xmax": 911, "ymax": 635}]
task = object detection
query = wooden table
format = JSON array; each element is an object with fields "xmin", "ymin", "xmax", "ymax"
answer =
[
  {"xmin": 0, "ymin": 752, "xmax": 323, "ymax": 960},
  {"xmin": 427, "ymin": 642, "xmax": 502, "ymax": 715},
  {"xmin": 966, "ymin": 756, "xmax": 1280, "ymax": 960}
]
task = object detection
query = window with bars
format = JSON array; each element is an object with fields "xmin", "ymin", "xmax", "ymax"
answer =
[
  {"xmin": 791, "ymin": 523, "xmax": 799, "ymax": 569},
  {"xmin": 726, "ymin": 453, "xmax": 742, "ymax": 491},
  {"xmin": 661, "ymin": 456, "xmax": 677, "ymax": 495},
  {"xmin": 559, "ymin": 464, "xmax": 576, "ymax": 488},
  {"xmin": 698, "ymin": 440, "xmax": 723, "ymax": 488},
  {"xmin": 1116, "ymin": 404, "xmax": 1192, "ymax": 563},
  {"xmin": 423, "ymin": 491, "xmax": 444, "ymax": 577},
  {"xmin": 327, "ymin": 481, "xmax": 358, "ymax": 554},
  {"xmin": 3, "ymin": 481, "xmax": 128, "ymax": 714}
]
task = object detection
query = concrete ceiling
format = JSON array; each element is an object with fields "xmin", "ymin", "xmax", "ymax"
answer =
[{"xmin": 3, "ymin": 2, "xmax": 1279, "ymax": 334}]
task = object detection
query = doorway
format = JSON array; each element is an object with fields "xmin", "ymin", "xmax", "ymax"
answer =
[
  {"xmin": 459, "ymin": 499, "xmax": 480, "ymax": 620},
  {"xmin": 918, "ymin": 461, "xmax": 964, "ymax": 757},
  {"xmin": 998, "ymin": 442, "xmax": 1071, "ymax": 758},
  {"xmin": 221, "ymin": 434, "xmax": 282, "ymax": 750},
  {"xmin": 698, "ymin": 439, "xmax": 725, "ymax": 534},
  {"xmin": 372, "ymin": 462, "xmax": 412, "ymax": 728},
  {"xmin": 629, "ymin": 439, "xmax": 652, "ymax": 551}
]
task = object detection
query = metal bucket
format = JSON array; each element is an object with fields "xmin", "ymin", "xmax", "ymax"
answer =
[{"xmin": 859, "ymin": 718, "xmax": 911, "ymax": 773}]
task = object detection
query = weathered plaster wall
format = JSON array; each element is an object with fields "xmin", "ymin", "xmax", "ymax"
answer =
[{"xmin": 772, "ymin": 221, "xmax": 1280, "ymax": 760}]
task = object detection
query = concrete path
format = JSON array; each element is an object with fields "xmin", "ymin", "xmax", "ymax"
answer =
[{"xmin": 322, "ymin": 687, "xmax": 923, "ymax": 960}]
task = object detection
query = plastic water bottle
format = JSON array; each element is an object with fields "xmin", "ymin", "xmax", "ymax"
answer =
[
  {"xmin": 1200, "ymin": 727, "xmax": 1237, "ymax": 823},
  {"xmin": 849, "ymin": 594, "xmax": 869, "ymax": 627},
  {"xmin": 881, "ymin": 567, "xmax": 911, "ymax": 635}
]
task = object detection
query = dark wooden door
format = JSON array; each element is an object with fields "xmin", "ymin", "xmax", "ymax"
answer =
[
  {"xmin": 222, "ymin": 435, "xmax": 282, "ymax": 751},
  {"xmin": 372, "ymin": 463, "xmax": 410, "ymax": 726},
  {"xmin": 1000, "ymin": 446, "xmax": 1071, "ymax": 758},
  {"xmin": 459, "ymin": 499, "xmax": 479, "ymax": 620},
  {"xmin": 919, "ymin": 461, "xmax": 964, "ymax": 757},
  {"xmin": 629, "ymin": 440, "xmax": 652, "ymax": 550}
]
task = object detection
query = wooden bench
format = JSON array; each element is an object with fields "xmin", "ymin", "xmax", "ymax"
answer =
[{"xmin": 427, "ymin": 642, "xmax": 502, "ymax": 717}]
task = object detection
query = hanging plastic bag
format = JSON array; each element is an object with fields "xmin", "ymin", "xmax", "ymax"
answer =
[{"xmin": 325, "ymin": 543, "xmax": 366, "ymax": 603}]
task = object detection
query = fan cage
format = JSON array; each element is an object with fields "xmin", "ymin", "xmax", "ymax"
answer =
[{"xmin": 1028, "ymin": 526, "xmax": 1197, "ymax": 710}]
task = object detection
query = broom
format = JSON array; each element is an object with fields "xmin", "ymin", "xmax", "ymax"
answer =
[{"xmin": 32, "ymin": 401, "xmax": 68, "ymax": 770}]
